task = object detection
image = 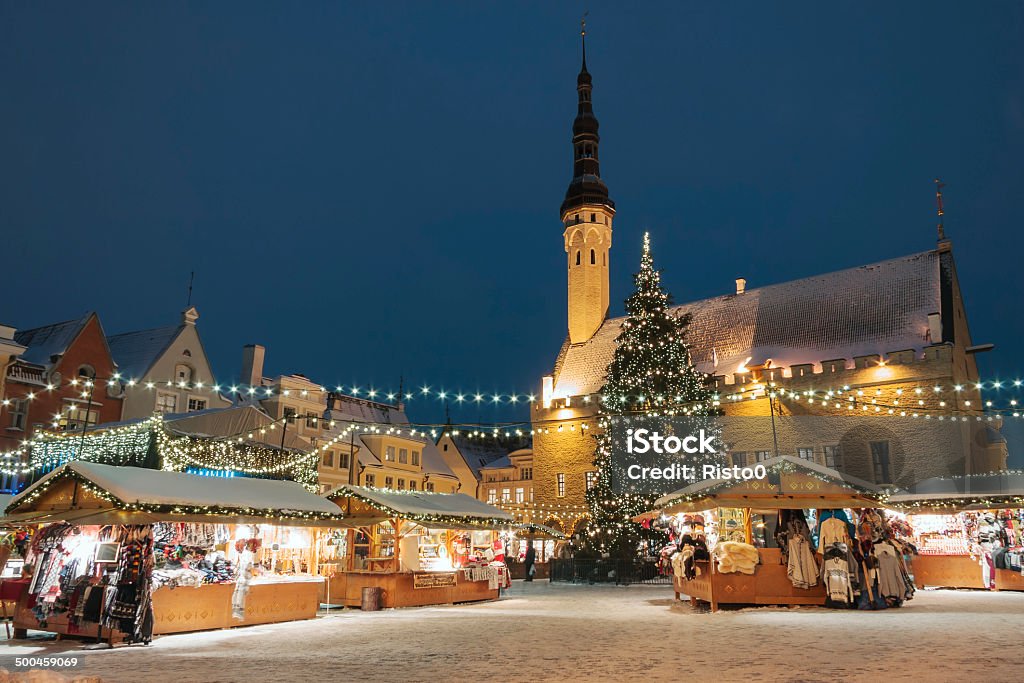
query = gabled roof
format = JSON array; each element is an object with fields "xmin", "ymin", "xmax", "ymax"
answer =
[
  {"xmin": 106, "ymin": 325, "xmax": 181, "ymax": 379},
  {"xmin": 14, "ymin": 314, "xmax": 93, "ymax": 367},
  {"xmin": 554, "ymin": 250, "xmax": 943, "ymax": 397},
  {"xmin": 7, "ymin": 461, "xmax": 341, "ymax": 521},
  {"xmin": 649, "ymin": 455, "xmax": 881, "ymax": 514},
  {"xmin": 327, "ymin": 485, "xmax": 513, "ymax": 528},
  {"xmin": 444, "ymin": 433, "xmax": 532, "ymax": 478}
]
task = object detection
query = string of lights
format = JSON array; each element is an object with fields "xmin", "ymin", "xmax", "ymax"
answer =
[{"xmin": 1, "ymin": 371, "xmax": 1023, "ymax": 420}]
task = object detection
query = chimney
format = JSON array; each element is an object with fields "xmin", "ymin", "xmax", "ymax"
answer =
[
  {"xmin": 241, "ymin": 344, "xmax": 265, "ymax": 388},
  {"xmin": 735, "ymin": 278, "xmax": 746, "ymax": 295}
]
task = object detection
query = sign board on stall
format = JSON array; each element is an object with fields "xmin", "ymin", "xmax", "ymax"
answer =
[{"xmin": 413, "ymin": 572, "xmax": 456, "ymax": 589}]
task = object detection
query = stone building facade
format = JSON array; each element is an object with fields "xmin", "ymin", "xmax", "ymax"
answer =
[{"xmin": 529, "ymin": 43, "xmax": 1003, "ymax": 534}]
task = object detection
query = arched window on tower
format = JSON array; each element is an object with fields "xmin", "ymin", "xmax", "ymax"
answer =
[
  {"xmin": 575, "ymin": 250, "xmax": 581, "ymax": 266},
  {"xmin": 603, "ymin": 252, "xmax": 607, "ymax": 266},
  {"xmin": 590, "ymin": 249, "xmax": 596, "ymax": 265}
]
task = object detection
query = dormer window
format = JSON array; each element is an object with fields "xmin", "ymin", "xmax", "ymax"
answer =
[
  {"xmin": 77, "ymin": 364, "xmax": 95, "ymax": 379},
  {"xmin": 182, "ymin": 349, "xmax": 192, "ymax": 357}
]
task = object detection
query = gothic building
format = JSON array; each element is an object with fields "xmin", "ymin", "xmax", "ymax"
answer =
[{"xmin": 526, "ymin": 37, "xmax": 1006, "ymax": 535}]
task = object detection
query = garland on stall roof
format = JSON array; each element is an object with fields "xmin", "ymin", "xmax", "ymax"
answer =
[
  {"xmin": 10, "ymin": 467, "xmax": 342, "ymax": 522},
  {"xmin": 653, "ymin": 457, "xmax": 885, "ymax": 511},
  {"xmin": 328, "ymin": 486, "xmax": 512, "ymax": 528},
  {"xmin": 156, "ymin": 430, "xmax": 320, "ymax": 490}
]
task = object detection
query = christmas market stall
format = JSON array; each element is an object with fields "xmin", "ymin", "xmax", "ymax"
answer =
[
  {"xmin": 886, "ymin": 471, "xmax": 1024, "ymax": 592},
  {"xmin": 645, "ymin": 455, "xmax": 913, "ymax": 612},
  {"xmin": 503, "ymin": 523, "xmax": 567, "ymax": 580},
  {"xmin": 324, "ymin": 486, "xmax": 513, "ymax": 608},
  {"xmin": 5, "ymin": 461, "xmax": 344, "ymax": 642}
]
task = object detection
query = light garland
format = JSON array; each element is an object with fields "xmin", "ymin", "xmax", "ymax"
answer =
[
  {"xmin": 326, "ymin": 486, "xmax": 512, "ymax": 528},
  {"xmin": 10, "ymin": 465, "xmax": 343, "ymax": 522},
  {"xmin": 2, "ymin": 371, "xmax": 1023, "ymax": 421}
]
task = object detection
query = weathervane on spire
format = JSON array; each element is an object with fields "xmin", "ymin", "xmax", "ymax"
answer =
[
  {"xmin": 580, "ymin": 12, "xmax": 588, "ymax": 67},
  {"xmin": 935, "ymin": 178, "xmax": 946, "ymax": 240}
]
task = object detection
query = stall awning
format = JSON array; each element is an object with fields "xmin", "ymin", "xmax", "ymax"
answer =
[
  {"xmin": 6, "ymin": 461, "xmax": 345, "ymax": 526},
  {"xmin": 327, "ymin": 485, "xmax": 513, "ymax": 529},
  {"xmin": 886, "ymin": 471, "xmax": 1024, "ymax": 512},
  {"xmin": 645, "ymin": 455, "xmax": 883, "ymax": 516}
]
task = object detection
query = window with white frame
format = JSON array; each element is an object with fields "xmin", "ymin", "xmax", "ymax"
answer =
[
  {"xmin": 515, "ymin": 487, "xmax": 524, "ymax": 503},
  {"xmin": 399, "ymin": 448, "xmax": 408, "ymax": 464},
  {"xmin": 501, "ymin": 488, "xmax": 511, "ymax": 503},
  {"xmin": 155, "ymin": 392, "xmax": 178, "ymax": 414},
  {"xmin": 338, "ymin": 451, "xmax": 350, "ymax": 469},
  {"xmin": 397, "ymin": 478, "xmax": 405, "ymax": 489},
  {"xmin": 8, "ymin": 399, "xmax": 27, "ymax": 430},
  {"xmin": 187, "ymin": 396, "xmax": 207, "ymax": 412},
  {"xmin": 385, "ymin": 446, "xmax": 395, "ymax": 461},
  {"xmin": 425, "ymin": 482, "xmax": 434, "ymax": 492},
  {"xmin": 364, "ymin": 473, "xmax": 375, "ymax": 487},
  {"xmin": 755, "ymin": 450, "xmax": 770, "ymax": 462},
  {"xmin": 409, "ymin": 480, "xmax": 417, "ymax": 490},
  {"xmin": 556, "ymin": 473, "xmax": 565, "ymax": 497},
  {"xmin": 411, "ymin": 450, "xmax": 420, "ymax": 466},
  {"xmin": 487, "ymin": 489, "xmax": 497, "ymax": 504},
  {"xmin": 385, "ymin": 476, "xmax": 394, "ymax": 489},
  {"xmin": 797, "ymin": 447, "xmax": 814, "ymax": 461},
  {"xmin": 322, "ymin": 451, "xmax": 334, "ymax": 468}
]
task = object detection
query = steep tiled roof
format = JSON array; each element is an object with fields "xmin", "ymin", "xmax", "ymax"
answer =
[
  {"xmin": 107, "ymin": 326, "xmax": 181, "ymax": 379},
  {"xmin": 554, "ymin": 250, "xmax": 942, "ymax": 397},
  {"xmin": 14, "ymin": 315, "xmax": 92, "ymax": 367}
]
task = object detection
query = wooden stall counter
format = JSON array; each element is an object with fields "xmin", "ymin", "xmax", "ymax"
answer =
[
  {"xmin": 674, "ymin": 548, "xmax": 826, "ymax": 612},
  {"xmin": 153, "ymin": 577, "xmax": 323, "ymax": 634},
  {"xmin": 327, "ymin": 570, "xmax": 499, "ymax": 609},
  {"xmin": 13, "ymin": 577, "xmax": 323, "ymax": 640},
  {"xmin": 912, "ymin": 554, "xmax": 1024, "ymax": 592}
]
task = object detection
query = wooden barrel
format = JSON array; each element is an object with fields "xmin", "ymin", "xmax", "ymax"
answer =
[{"xmin": 361, "ymin": 586, "xmax": 382, "ymax": 611}]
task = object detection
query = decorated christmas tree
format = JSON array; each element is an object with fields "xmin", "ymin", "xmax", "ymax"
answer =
[{"xmin": 584, "ymin": 232, "xmax": 720, "ymax": 558}]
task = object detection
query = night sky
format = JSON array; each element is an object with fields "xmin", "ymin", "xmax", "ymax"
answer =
[{"xmin": 2, "ymin": 2, "xmax": 1022, "ymax": 424}]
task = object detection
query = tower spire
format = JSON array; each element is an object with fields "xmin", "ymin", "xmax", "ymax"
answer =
[
  {"xmin": 561, "ymin": 20, "xmax": 615, "ymax": 345},
  {"xmin": 560, "ymin": 18, "xmax": 614, "ymax": 218},
  {"xmin": 581, "ymin": 13, "xmax": 588, "ymax": 72}
]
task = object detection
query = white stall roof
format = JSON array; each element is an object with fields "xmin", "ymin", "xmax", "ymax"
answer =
[
  {"xmin": 329, "ymin": 485, "xmax": 513, "ymax": 524},
  {"xmin": 8, "ymin": 461, "xmax": 340, "ymax": 518}
]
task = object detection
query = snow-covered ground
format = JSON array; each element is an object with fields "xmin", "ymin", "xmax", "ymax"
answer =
[{"xmin": 2, "ymin": 581, "xmax": 1023, "ymax": 683}]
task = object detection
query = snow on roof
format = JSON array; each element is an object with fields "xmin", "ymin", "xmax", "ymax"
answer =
[
  {"xmin": 14, "ymin": 314, "xmax": 92, "ymax": 367},
  {"xmin": 554, "ymin": 250, "xmax": 941, "ymax": 397},
  {"xmin": 106, "ymin": 325, "xmax": 181, "ymax": 379},
  {"xmin": 327, "ymin": 394, "xmax": 409, "ymax": 425},
  {"xmin": 328, "ymin": 485, "xmax": 513, "ymax": 523},
  {"xmin": 419, "ymin": 440, "xmax": 457, "ymax": 479},
  {"xmin": 481, "ymin": 455, "xmax": 512, "ymax": 470},
  {"xmin": 654, "ymin": 455, "xmax": 880, "ymax": 508},
  {"xmin": 446, "ymin": 434, "xmax": 531, "ymax": 478},
  {"xmin": 8, "ymin": 461, "xmax": 340, "ymax": 517}
]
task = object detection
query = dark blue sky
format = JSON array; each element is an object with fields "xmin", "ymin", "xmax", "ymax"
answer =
[{"xmin": 2, "ymin": 2, "xmax": 1022, "ymax": 424}]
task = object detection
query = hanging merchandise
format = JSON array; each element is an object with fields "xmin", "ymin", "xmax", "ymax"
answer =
[
  {"xmin": 103, "ymin": 525, "xmax": 155, "ymax": 644},
  {"xmin": 817, "ymin": 509, "xmax": 860, "ymax": 608}
]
